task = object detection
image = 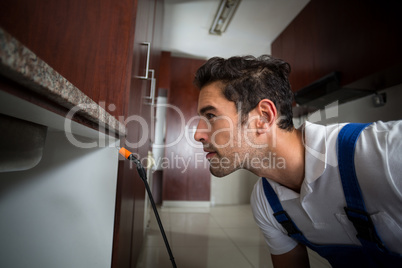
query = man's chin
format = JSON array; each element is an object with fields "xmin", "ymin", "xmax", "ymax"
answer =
[
  {"xmin": 210, "ymin": 168, "xmax": 225, "ymax": 177},
  {"xmin": 209, "ymin": 166, "xmax": 238, "ymax": 178}
]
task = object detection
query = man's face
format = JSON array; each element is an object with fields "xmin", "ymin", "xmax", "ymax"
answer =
[{"xmin": 194, "ymin": 82, "xmax": 256, "ymax": 177}]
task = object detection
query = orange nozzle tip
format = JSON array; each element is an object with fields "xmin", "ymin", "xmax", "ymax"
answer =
[{"xmin": 119, "ymin": 147, "xmax": 132, "ymax": 159}]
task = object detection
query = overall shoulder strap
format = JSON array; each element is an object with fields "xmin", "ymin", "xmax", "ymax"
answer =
[
  {"xmin": 337, "ymin": 123, "xmax": 387, "ymax": 250},
  {"xmin": 337, "ymin": 123, "xmax": 372, "ymax": 211},
  {"xmin": 261, "ymin": 178, "xmax": 306, "ymax": 241}
]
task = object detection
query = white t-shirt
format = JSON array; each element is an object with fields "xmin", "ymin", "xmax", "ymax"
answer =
[{"xmin": 250, "ymin": 121, "xmax": 402, "ymax": 255}]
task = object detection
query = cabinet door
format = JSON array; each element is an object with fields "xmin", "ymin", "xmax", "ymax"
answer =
[
  {"xmin": 162, "ymin": 56, "xmax": 210, "ymax": 203},
  {"xmin": 272, "ymin": 0, "xmax": 402, "ymax": 92},
  {"xmin": 0, "ymin": 0, "xmax": 136, "ymax": 120},
  {"xmin": 112, "ymin": 0, "xmax": 164, "ymax": 267},
  {"xmin": 129, "ymin": 0, "xmax": 156, "ymax": 265}
]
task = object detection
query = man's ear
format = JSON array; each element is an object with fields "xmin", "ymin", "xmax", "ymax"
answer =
[{"xmin": 256, "ymin": 99, "xmax": 277, "ymax": 134}]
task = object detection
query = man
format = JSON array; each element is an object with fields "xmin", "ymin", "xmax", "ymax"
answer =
[{"xmin": 193, "ymin": 55, "xmax": 402, "ymax": 267}]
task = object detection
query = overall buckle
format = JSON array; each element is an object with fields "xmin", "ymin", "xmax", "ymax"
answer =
[
  {"xmin": 273, "ymin": 211, "xmax": 302, "ymax": 236},
  {"xmin": 344, "ymin": 207, "xmax": 386, "ymax": 249}
]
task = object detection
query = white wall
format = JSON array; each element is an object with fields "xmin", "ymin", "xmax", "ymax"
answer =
[
  {"xmin": 295, "ymin": 83, "xmax": 402, "ymax": 126},
  {"xmin": 210, "ymin": 169, "xmax": 259, "ymax": 206},
  {"xmin": 162, "ymin": 0, "xmax": 310, "ymax": 59},
  {"xmin": 0, "ymin": 130, "xmax": 119, "ymax": 268}
]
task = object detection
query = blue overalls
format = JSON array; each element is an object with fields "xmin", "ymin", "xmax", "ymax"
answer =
[{"xmin": 262, "ymin": 123, "xmax": 402, "ymax": 267}]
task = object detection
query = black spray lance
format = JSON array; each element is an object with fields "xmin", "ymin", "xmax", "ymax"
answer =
[{"xmin": 119, "ymin": 147, "xmax": 177, "ymax": 268}]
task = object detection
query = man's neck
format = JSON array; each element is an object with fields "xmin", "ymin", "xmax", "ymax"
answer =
[{"xmin": 255, "ymin": 128, "xmax": 305, "ymax": 193}]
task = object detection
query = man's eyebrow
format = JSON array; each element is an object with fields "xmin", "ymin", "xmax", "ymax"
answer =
[{"xmin": 199, "ymin": 105, "xmax": 217, "ymax": 116}]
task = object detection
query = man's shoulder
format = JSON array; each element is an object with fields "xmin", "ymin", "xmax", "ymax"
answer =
[
  {"xmin": 365, "ymin": 120, "xmax": 402, "ymax": 134},
  {"xmin": 357, "ymin": 120, "xmax": 402, "ymax": 151},
  {"xmin": 302, "ymin": 120, "xmax": 402, "ymax": 141}
]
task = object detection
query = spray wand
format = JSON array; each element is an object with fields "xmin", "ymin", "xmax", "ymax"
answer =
[{"xmin": 119, "ymin": 147, "xmax": 177, "ymax": 268}]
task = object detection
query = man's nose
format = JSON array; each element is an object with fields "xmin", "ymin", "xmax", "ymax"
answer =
[{"xmin": 194, "ymin": 118, "xmax": 209, "ymax": 143}]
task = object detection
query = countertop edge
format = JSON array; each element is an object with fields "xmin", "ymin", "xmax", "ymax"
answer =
[{"xmin": 0, "ymin": 27, "xmax": 126, "ymax": 136}]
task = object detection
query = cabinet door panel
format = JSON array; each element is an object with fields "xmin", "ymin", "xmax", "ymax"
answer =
[
  {"xmin": 272, "ymin": 0, "xmax": 402, "ymax": 92},
  {"xmin": 163, "ymin": 57, "xmax": 210, "ymax": 202},
  {"xmin": 113, "ymin": 0, "xmax": 164, "ymax": 267},
  {"xmin": 0, "ymin": 0, "xmax": 136, "ymax": 118}
]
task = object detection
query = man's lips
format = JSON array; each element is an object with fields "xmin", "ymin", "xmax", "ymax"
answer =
[
  {"xmin": 206, "ymin": 152, "xmax": 217, "ymax": 159},
  {"xmin": 204, "ymin": 149, "xmax": 217, "ymax": 159}
]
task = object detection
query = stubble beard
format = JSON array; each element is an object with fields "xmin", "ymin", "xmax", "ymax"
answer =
[{"xmin": 208, "ymin": 147, "xmax": 250, "ymax": 178}]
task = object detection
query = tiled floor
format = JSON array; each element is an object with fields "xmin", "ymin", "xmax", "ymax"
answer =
[{"xmin": 136, "ymin": 204, "xmax": 331, "ymax": 268}]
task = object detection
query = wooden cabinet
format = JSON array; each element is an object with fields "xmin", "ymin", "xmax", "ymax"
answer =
[
  {"xmin": 0, "ymin": 0, "xmax": 136, "ymax": 120},
  {"xmin": 0, "ymin": 0, "xmax": 164, "ymax": 267},
  {"xmin": 161, "ymin": 56, "xmax": 211, "ymax": 204},
  {"xmin": 113, "ymin": 0, "xmax": 164, "ymax": 267},
  {"xmin": 272, "ymin": 0, "xmax": 402, "ymax": 95}
]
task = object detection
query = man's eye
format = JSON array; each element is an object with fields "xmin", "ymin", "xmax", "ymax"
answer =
[{"xmin": 205, "ymin": 113, "xmax": 216, "ymax": 120}]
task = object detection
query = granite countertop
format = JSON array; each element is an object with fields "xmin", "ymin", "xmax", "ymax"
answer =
[{"xmin": 0, "ymin": 27, "xmax": 126, "ymax": 136}]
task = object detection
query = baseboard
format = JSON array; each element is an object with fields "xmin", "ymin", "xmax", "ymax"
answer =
[{"xmin": 161, "ymin": 201, "xmax": 211, "ymax": 208}]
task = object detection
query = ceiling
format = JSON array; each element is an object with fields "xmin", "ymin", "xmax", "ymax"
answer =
[{"xmin": 161, "ymin": 0, "xmax": 310, "ymax": 59}]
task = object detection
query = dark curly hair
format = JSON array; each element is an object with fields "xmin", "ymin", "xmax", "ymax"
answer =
[{"xmin": 194, "ymin": 55, "xmax": 294, "ymax": 131}]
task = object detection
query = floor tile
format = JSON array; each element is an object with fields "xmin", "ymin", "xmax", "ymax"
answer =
[
  {"xmin": 136, "ymin": 246, "xmax": 172, "ymax": 268},
  {"xmin": 238, "ymin": 246, "xmax": 274, "ymax": 268},
  {"xmin": 173, "ymin": 245, "xmax": 254, "ymax": 268},
  {"xmin": 169, "ymin": 212, "xmax": 220, "ymax": 229},
  {"xmin": 170, "ymin": 226, "xmax": 233, "ymax": 248},
  {"xmin": 223, "ymin": 228, "xmax": 266, "ymax": 247},
  {"xmin": 137, "ymin": 205, "xmax": 331, "ymax": 268}
]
